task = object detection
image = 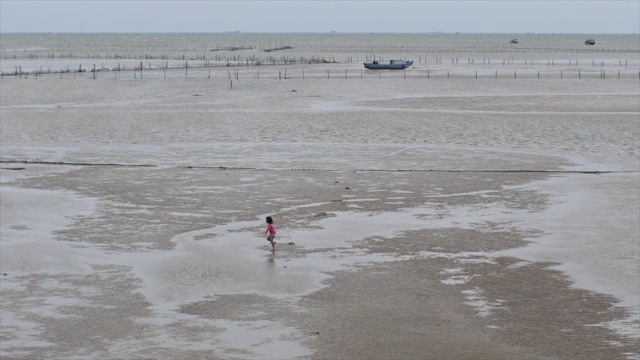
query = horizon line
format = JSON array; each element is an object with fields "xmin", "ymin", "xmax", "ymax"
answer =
[{"xmin": 2, "ymin": 31, "xmax": 638, "ymax": 35}]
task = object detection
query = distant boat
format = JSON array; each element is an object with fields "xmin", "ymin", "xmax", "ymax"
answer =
[
  {"xmin": 510, "ymin": 39, "xmax": 519, "ymax": 44},
  {"xmin": 585, "ymin": 39, "xmax": 596, "ymax": 45},
  {"xmin": 363, "ymin": 59, "xmax": 413, "ymax": 70}
]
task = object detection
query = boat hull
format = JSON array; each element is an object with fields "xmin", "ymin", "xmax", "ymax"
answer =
[{"xmin": 363, "ymin": 60, "xmax": 413, "ymax": 70}]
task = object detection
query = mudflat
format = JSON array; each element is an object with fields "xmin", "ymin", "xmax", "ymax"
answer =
[{"xmin": 1, "ymin": 57, "xmax": 639, "ymax": 359}]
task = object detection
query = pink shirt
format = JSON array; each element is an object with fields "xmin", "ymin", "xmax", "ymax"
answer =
[{"xmin": 267, "ymin": 224, "xmax": 276, "ymax": 236}]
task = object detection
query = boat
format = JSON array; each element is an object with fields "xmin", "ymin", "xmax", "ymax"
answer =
[
  {"xmin": 585, "ymin": 39, "xmax": 595, "ymax": 45},
  {"xmin": 363, "ymin": 59, "xmax": 413, "ymax": 70},
  {"xmin": 510, "ymin": 39, "xmax": 519, "ymax": 44}
]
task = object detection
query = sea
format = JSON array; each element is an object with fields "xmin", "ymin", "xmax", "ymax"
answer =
[{"xmin": 2, "ymin": 32, "xmax": 639, "ymax": 74}]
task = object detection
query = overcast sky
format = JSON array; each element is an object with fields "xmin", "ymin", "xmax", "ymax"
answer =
[{"xmin": 1, "ymin": 0, "xmax": 638, "ymax": 34}]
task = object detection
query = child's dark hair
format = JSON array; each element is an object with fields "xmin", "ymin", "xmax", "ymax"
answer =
[{"xmin": 266, "ymin": 216, "xmax": 273, "ymax": 224}]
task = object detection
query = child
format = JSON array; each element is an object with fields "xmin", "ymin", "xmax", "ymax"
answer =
[{"xmin": 264, "ymin": 216, "xmax": 277, "ymax": 252}]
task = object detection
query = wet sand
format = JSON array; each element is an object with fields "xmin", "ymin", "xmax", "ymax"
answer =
[{"xmin": 1, "ymin": 61, "xmax": 639, "ymax": 359}]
